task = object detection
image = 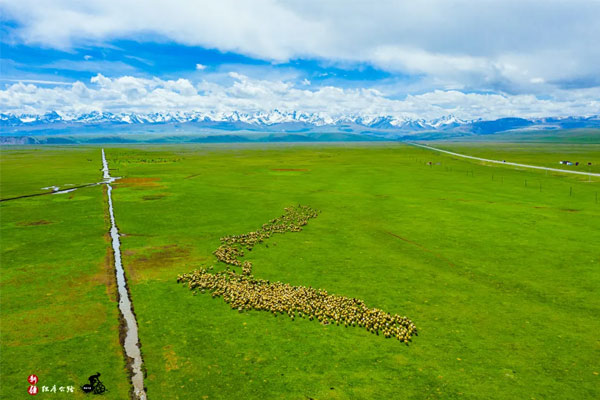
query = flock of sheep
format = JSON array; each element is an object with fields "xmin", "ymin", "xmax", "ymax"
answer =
[
  {"xmin": 178, "ymin": 205, "xmax": 418, "ymax": 343},
  {"xmin": 212, "ymin": 205, "xmax": 319, "ymax": 271}
]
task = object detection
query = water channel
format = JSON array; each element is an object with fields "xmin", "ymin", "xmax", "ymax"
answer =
[{"xmin": 102, "ymin": 149, "xmax": 147, "ymax": 400}]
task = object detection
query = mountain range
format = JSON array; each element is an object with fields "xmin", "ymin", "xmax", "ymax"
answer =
[{"xmin": 1, "ymin": 111, "xmax": 600, "ymax": 144}]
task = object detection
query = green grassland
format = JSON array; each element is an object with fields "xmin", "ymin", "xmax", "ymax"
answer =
[
  {"xmin": 107, "ymin": 143, "xmax": 599, "ymax": 399},
  {"xmin": 0, "ymin": 147, "xmax": 102, "ymax": 199},
  {"xmin": 448, "ymin": 128, "xmax": 600, "ymax": 144},
  {"xmin": 0, "ymin": 148, "xmax": 130, "ymax": 398},
  {"xmin": 2, "ymin": 142, "xmax": 599, "ymax": 399},
  {"xmin": 431, "ymin": 142, "xmax": 600, "ymax": 174}
]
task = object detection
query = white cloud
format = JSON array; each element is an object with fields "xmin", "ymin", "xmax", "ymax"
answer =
[
  {"xmin": 1, "ymin": 73, "xmax": 598, "ymax": 120},
  {"xmin": 195, "ymin": 63, "xmax": 206, "ymax": 70},
  {"xmin": 2, "ymin": 0, "xmax": 599, "ymax": 93}
]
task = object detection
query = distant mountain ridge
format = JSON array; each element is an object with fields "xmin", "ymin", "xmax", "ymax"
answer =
[
  {"xmin": 2, "ymin": 111, "xmax": 600, "ymax": 141},
  {"xmin": 1, "ymin": 110, "xmax": 474, "ymax": 129}
]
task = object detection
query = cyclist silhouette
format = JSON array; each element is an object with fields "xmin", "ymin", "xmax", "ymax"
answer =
[
  {"xmin": 82, "ymin": 372, "xmax": 106, "ymax": 394},
  {"xmin": 89, "ymin": 372, "xmax": 101, "ymax": 385}
]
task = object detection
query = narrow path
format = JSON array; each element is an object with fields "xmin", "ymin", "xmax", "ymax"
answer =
[
  {"xmin": 408, "ymin": 142, "xmax": 600, "ymax": 177},
  {"xmin": 102, "ymin": 149, "xmax": 147, "ymax": 400}
]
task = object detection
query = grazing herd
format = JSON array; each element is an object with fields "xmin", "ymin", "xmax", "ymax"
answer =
[
  {"xmin": 213, "ymin": 205, "xmax": 319, "ymax": 272},
  {"xmin": 177, "ymin": 205, "xmax": 418, "ymax": 344}
]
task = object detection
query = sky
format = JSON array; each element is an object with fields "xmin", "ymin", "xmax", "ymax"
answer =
[{"xmin": 1, "ymin": 0, "xmax": 599, "ymax": 120}]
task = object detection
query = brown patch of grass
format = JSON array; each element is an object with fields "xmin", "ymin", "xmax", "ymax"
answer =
[
  {"xmin": 102, "ymin": 185, "xmax": 110, "ymax": 224},
  {"xmin": 89, "ymin": 246, "xmax": 119, "ymax": 302},
  {"xmin": 2, "ymin": 303, "xmax": 106, "ymax": 347},
  {"xmin": 17, "ymin": 219, "xmax": 52, "ymax": 226},
  {"xmin": 127, "ymin": 244, "xmax": 192, "ymax": 282},
  {"xmin": 142, "ymin": 194, "xmax": 167, "ymax": 201},
  {"xmin": 163, "ymin": 345, "xmax": 180, "ymax": 371},
  {"xmin": 120, "ymin": 233, "xmax": 152, "ymax": 238},
  {"xmin": 560, "ymin": 208, "xmax": 580, "ymax": 212},
  {"xmin": 98, "ymin": 186, "xmax": 118, "ymax": 302},
  {"xmin": 115, "ymin": 177, "xmax": 162, "ymax": 188}
]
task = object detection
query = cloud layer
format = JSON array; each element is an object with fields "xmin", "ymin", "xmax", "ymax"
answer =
[
  {"xmin": 2, "ymin": 0, "xmax": 599, "ymax": 94},
  {"xmin": 2, "ymin": 1, "xmax": 598, "ymax": 118},
  {"xmin": 2, "ymin": 74, "xmax": 598, "ymax": 120}
]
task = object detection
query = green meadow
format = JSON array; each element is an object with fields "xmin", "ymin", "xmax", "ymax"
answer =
[
  {"xmin": 433, "ymin": 142, "xmax": 600, "ymax": 174},
  {"xmin": 0, "ymin": 148, "xmax": 130, "ymax": 398},
  {"xmin": 1, "ymin": 142, "xmax": 599, "ymax": 399}
]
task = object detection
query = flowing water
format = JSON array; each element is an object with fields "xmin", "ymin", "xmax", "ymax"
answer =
[{"xmin": 102, "ymin": 149, "xmax": 147, "ymax": 399}]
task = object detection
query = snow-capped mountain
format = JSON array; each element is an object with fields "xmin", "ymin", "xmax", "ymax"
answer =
[
  {"xmin": 1, "ymin": 111, "xmax": 599, "ymax": 137},
  {"xmin": 0, "ymin": 110, "xmax": 471, "ymax": 129}
]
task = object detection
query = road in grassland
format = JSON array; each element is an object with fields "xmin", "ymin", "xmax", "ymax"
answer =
[{"xmin": 409, "ymin": 142, "xmax": 600, "ymax": 177}]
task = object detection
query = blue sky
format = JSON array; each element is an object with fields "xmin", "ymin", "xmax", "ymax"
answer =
[
  {"xmin": 1, "ymin": 0, "xmax": 598, "ymax": 120},
  {"xmin": 1, "ymin": 40, "xmax": 395, "ymax": 89}
]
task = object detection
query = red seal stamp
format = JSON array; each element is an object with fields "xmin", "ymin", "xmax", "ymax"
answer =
[{"xmin": 28, "ymin": 375, "xmax": 38, "ymax": 385}]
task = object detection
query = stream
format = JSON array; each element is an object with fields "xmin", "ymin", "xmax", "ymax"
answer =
[{"xmin": 102, "ymin": 149, "xmax": 147, "ymax": 400}]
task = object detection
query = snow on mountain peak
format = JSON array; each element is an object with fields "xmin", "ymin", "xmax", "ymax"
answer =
[{"xmin": 1, "ymin": 111, "xmax": 598, "ymax": 135}]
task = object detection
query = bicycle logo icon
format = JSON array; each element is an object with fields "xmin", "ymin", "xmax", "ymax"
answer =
[{"xmin": 81, "ymin": 372, "xmax": 106, "ymax": 395}]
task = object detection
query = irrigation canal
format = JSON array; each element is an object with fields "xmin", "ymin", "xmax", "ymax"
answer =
[{"xmin": 102, "ymin": 149, "xmax": 147, "ymax": 400}]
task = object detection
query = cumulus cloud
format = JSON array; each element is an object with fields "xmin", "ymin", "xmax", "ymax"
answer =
[
  {"xmin": 1, "ymin": 74, "xmax": 598, "ymax": 120},
  {"xmin": 2, "ymin": 0, "xmax": 599, "ymax": 93}
]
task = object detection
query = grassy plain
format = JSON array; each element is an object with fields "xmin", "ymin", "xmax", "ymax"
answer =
[
  {"xmin": 105, "ymin": 142, "xmax": 599, "ymax": 399},
  {"xmin": 433, "ymin": 142, "xmax": 600, "ymax": 174},
  {"xmin": 449, "ymin": 128, "xmax": 600, "ymax": 144},
  {"xmin": 2, "ymin": 142, "xmax": 599, "ymax": 399},
  {"xmin": 0, "ymin": 147, "xmax": 102, "ymax": 199},
  {"xmin": 0, "ymin": 148, "xmax": 130, "ymax": 398}
]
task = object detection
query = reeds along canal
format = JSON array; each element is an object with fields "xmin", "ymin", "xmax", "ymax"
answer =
[{"xmin": 102, "ymin": 149, "xmax": 147, "ymax": 400}]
